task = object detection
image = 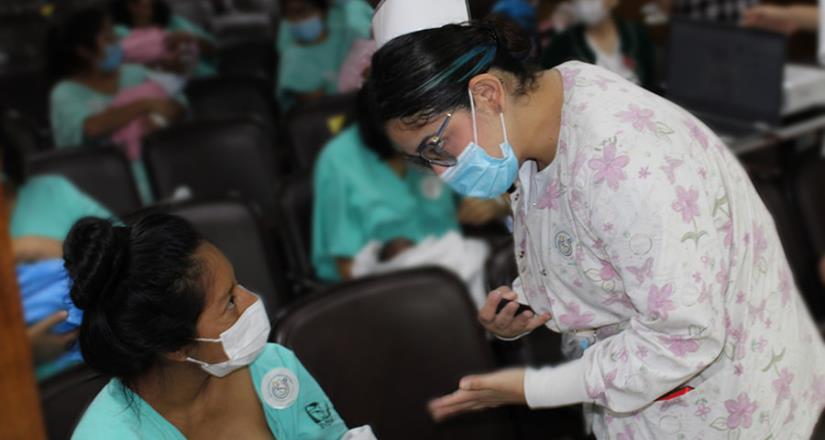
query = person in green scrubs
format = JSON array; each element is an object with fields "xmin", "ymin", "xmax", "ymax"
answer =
[
  {"xmin": 47, "ymin": 6, "xmax": 186, "ymax": 201},
  {"xmin": 276, "ymin": 0, "xmax": 373, "ymax": 108},
  {"xmin": 2, "ymin": 128, "xmax": 114, "ymax": 380},
  {"xmin": 312, "ymin": 89, "xmax": 511, "ymax": 281},
  {"xmin": 67, "ymin": 213, "xmax": 363, "ymax": 439},
  {"xmin": 110, "ymin": 0, "xmax": 218, "ymax": 77}
]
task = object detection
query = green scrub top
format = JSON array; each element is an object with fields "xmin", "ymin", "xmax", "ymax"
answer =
[
  {"xmin": 72, "ymin": 344, "xmax": 350, "ymax": 440},
  {"xmin": 10, "ymin": 175, "xmax": 114, "ymax": 241},
  {"xmin": 114, "ymin": 14, "xmax": 218, "ymax": 77},
  {"xmin": 311, "ymin": 126, "xmax": 459, "ymax": 281},
  {"xmin": 48, "ymin": 63, "xmax": 184, "ymax": 203},
  {"xmin": 49, "ymin": 63, "xmax": 154, "ymax": 150},
  {"xmin": 276, "ymin": 0, "xmax": 372, "ymax": 107}
]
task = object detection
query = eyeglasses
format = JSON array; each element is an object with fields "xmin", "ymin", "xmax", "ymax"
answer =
[{"xmin": 403, "ymin": 113, "xmax": 458, "ymax": 168}]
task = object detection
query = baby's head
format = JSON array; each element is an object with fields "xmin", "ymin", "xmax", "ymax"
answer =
[{"xmin": 378, "ymin": 238, "xmax": 415, "ymax": 262}]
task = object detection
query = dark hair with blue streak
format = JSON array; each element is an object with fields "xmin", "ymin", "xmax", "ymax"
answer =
[{"xmin": 366, "ymin": 17, "xmax": 540, "ymax": 127}]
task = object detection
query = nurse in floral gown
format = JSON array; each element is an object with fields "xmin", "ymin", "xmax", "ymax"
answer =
[{"xmin": 365, "ymin": 17, "xmax": 825, "ymax": 439}]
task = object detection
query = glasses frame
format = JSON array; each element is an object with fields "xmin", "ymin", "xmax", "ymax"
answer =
[{"xmin": 403, "ymin": 113, "xmax": 458, "ymax": 168}]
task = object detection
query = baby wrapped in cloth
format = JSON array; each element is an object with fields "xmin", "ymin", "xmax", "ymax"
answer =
[{"xmin": 352, "ymin": 231, "xmax": 490, "ymax": 309}]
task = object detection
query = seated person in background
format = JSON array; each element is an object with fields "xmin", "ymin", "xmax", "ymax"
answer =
[
  {"xmin": 2, "ymin": 128, "xmax": 114, "ymax": 380},
  {"xmin": 47, "ymin": 5, "xmax": 186, "ymax": 202},
  {"xmin": 541, "ymin": 0, "xmax": 657, "ymax": 90},
  {"xmin": 67, "ymin": 213, "xmax": 374, "ymax": 439},
  {"xmin": 110, "ymin": 0, "xmax": 218, "ymax": 77},
  {"xmin": 276, "ymin": 0, "xmax": 373, "ymax": 109},
  {"xmin": 312, "ymin": 89, "xmax": 510, "ymax": 305}
]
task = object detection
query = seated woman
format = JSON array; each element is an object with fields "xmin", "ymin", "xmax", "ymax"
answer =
[
  {"xmin": 47, "ymin": 5, "xmax": 186, "ymax": 202},
  {"xmin": 2, "ymin": 127, "xmax": 114, "ymax": 380},
  {"xmin": 312, "ymin": 89, "xmax": 510, "ymax": 287},
  {"xmin": 67, "ymin": 213, "xmax": 374, "ymax": 439},
  {"xmin": 276, "ymin": 0, "xmax": 373, "ymax": 108},
  {"xmin": 541, "ymin": 0, "xmax": 657, "ymax": 90},
  {"xmin": 110, "ymin": 0, "xmax": 218, "ymax": 77}
]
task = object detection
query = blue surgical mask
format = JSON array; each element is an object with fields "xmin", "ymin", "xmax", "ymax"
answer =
[
  {"xmin": 289, "ymin": 15, "xmax": 325, "ymax": 43},
  {"xmin": 439, "ymin": 90, "xmax": 519, "ymax": 199},
  {"xmin": 98, "ymin": 43, "xmax": 123, "ymax": 73}
]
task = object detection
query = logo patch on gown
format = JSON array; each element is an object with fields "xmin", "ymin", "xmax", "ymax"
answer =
[
  {"xmin": 420, "ymin": 175, "xmax": 445, "ymax": 200},
  {"xmin": 261, "ymin": 368, "xmax": 300, "ymax": 409},
  {"xmin": 305, "ymin": 401, "xmax": 336, "ymax": 428},
  {"xmin": 555, "ymin": 231, "xmax": 574, "ymax": 258}
]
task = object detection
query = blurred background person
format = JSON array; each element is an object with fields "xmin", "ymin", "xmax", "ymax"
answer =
[
  {"xmin": 312, "ymin": 88, "xmax": 510, "ymax": 305},
  {"xmin": 2, "ymin": 125, "xmax": 113, "ymax": 380},
  {"xmin": 110, "ymin": 0, "xmax": 218, "ymax": 77},
  {"xmin": 47, "ymin": 5, "xmax": 187, "ymax": 201},
  {"xmin": 276, "ymin": 0, "xmax": 372, "ymax": 108},
  {"xmin": 541, "ymin": 0, "xmax": 657, "ymax": 90}
]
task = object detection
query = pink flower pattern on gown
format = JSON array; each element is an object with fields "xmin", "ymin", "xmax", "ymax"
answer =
[
  {"xmin": 615, "ymin": 104, "xmax": 657, "ymax": 134},
  {"xmin": 588, "ymin": 141, "xmax": 630, "ymax": 191},
  {"xmin": 510, "ymin": 62, "xmax": 825, "ymax": 439}
]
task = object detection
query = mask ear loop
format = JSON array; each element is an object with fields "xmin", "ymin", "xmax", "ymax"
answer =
[
  {"xmin": 468, "ymin": 88, "xmax": 479, "ymax": 145},
  {"xmin": 499, "ymin": 112, "xmax": 510, "ymax": 145}
]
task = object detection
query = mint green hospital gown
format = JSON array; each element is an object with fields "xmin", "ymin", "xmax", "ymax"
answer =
[
  {"xmin": 275, "ymin": 0, "xmax": 372, "ymax": 107},
  {"xmin": 72, "ymin": 344, "xmax": 350, "ymax": 440},
  {"xmin": 11, "ymin": 175, "xmax": 114, "ymax": 241},
  {"xmin": 49, "ymin": 63, "xmax": 184, "ymax": 203},
  {"xmin": 114, "ymin": 14, "xmax": 218, "ymax": 77},
  {"xmin": 311, "ymin": 126, "xmax": 459, "ymax": 281}
]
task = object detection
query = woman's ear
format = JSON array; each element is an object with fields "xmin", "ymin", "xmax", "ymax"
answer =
[
  {"xmin": 164, "ymin": 348, "xmax": 191, "ymax": 363},
  {"xmin": 468, "ymin": 73, "xmax": 507, "ymax": 115}
]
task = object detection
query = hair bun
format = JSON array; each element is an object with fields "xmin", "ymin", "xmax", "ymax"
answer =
[
  {"xmin": 64, "ymin": 217, "xmax": 131, "ymax": 311},
  {"xmin": 484, "ymin": 17, "xmax": 534, "ymax": 62}
]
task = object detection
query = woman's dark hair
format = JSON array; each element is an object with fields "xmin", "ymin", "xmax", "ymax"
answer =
[
  {"xmin": 355, "ymin": 85, "xmax": 396, "ymax": 160},
  {"xmin": 46, "ymin": 6, "xmax": 108, "ymax": 82},
  {"xmin": 366, "ymin": 17, "xmax": 540, "ymax": 127},
  {"xmin": 110, "ymin": 0, "xmax": 172, "ymax": 28},
  {"xmin": 0, "ymin": 120, "xmax": 25, "ymax": 188},
  {"xmin": 64, "ymin": 213, "xmax": 206, "ymax": 385}
]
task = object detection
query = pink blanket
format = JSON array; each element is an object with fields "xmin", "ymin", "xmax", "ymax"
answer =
[
  {"xmin": 337, "ymin": 39, "xmax": 376, "ymax": 93},
  {"xmin": 120, "ymin": 28, "xmax": 173, "ymax": 64},
  {"xmin": 109, "ymin": 81, "xmax": 169, "ymax": 161}
]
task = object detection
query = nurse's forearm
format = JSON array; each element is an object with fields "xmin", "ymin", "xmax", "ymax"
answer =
[
  {"xmin": 788, "ymin": 5, "xmax": 819, "ymax": 31},
  {"xmin": 523, "ymin": 358, "xmax": 589, "ymax": 408}
]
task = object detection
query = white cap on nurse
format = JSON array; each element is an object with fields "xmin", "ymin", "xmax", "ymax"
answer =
[{"xmin": 372, "ymin": 0, "xmax": 471, "ymax": 49}]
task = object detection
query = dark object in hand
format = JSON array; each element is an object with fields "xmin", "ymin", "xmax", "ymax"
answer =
[{"xmin": 495, "ymin": 299, "xmax": 533, "ymax": 316}]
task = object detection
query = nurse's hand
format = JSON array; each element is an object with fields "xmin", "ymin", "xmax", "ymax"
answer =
[
  {"xmin": 428, "ymin": 368, "xmax": 526, "ymax": 422},
  {"xmin": 478, "ymin": 288, "xmax": 551, "ymax": 339}
]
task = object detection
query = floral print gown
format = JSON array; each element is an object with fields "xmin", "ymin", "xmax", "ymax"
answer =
[{"xmin": 513, "ymin": 61, "xmax": 825, "ymax": 439}]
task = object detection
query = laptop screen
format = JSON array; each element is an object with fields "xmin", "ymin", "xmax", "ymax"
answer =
[{"xmin": 666, "ymin": 20, "xmax": 786, "ymax": 126}]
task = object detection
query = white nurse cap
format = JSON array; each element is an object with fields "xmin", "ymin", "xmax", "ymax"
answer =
[{"xmin": 372, "ymin": 0, "xmax": 471, "ymax": 49}]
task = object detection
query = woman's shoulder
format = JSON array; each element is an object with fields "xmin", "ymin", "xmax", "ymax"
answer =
[
  {"xmin": 17, "ymin": 175, "xmax": 79, "ymax": 198},
  {"xmin": 72, "ymin": 380, "xmax": 141, "ymax": 440},
  {"xmin": 252, "ymin": 343, "xmax": 303, "ymax": 372},
  {"xmin": 315, "ymin": 126, "xmax": 372, "ymax": 175},
  {"xmin": 49, "ymin": 79, "xmax": 88, "ymax": 103}
]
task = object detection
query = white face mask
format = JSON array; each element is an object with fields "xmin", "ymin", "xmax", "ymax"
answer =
[
  {"xmin": 573, "ymin": 0, "xmax": 608, "ymax": 25},
  {"xmin": 186, "ymin": 294, "xmax": 271, "ymax": 378}
]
